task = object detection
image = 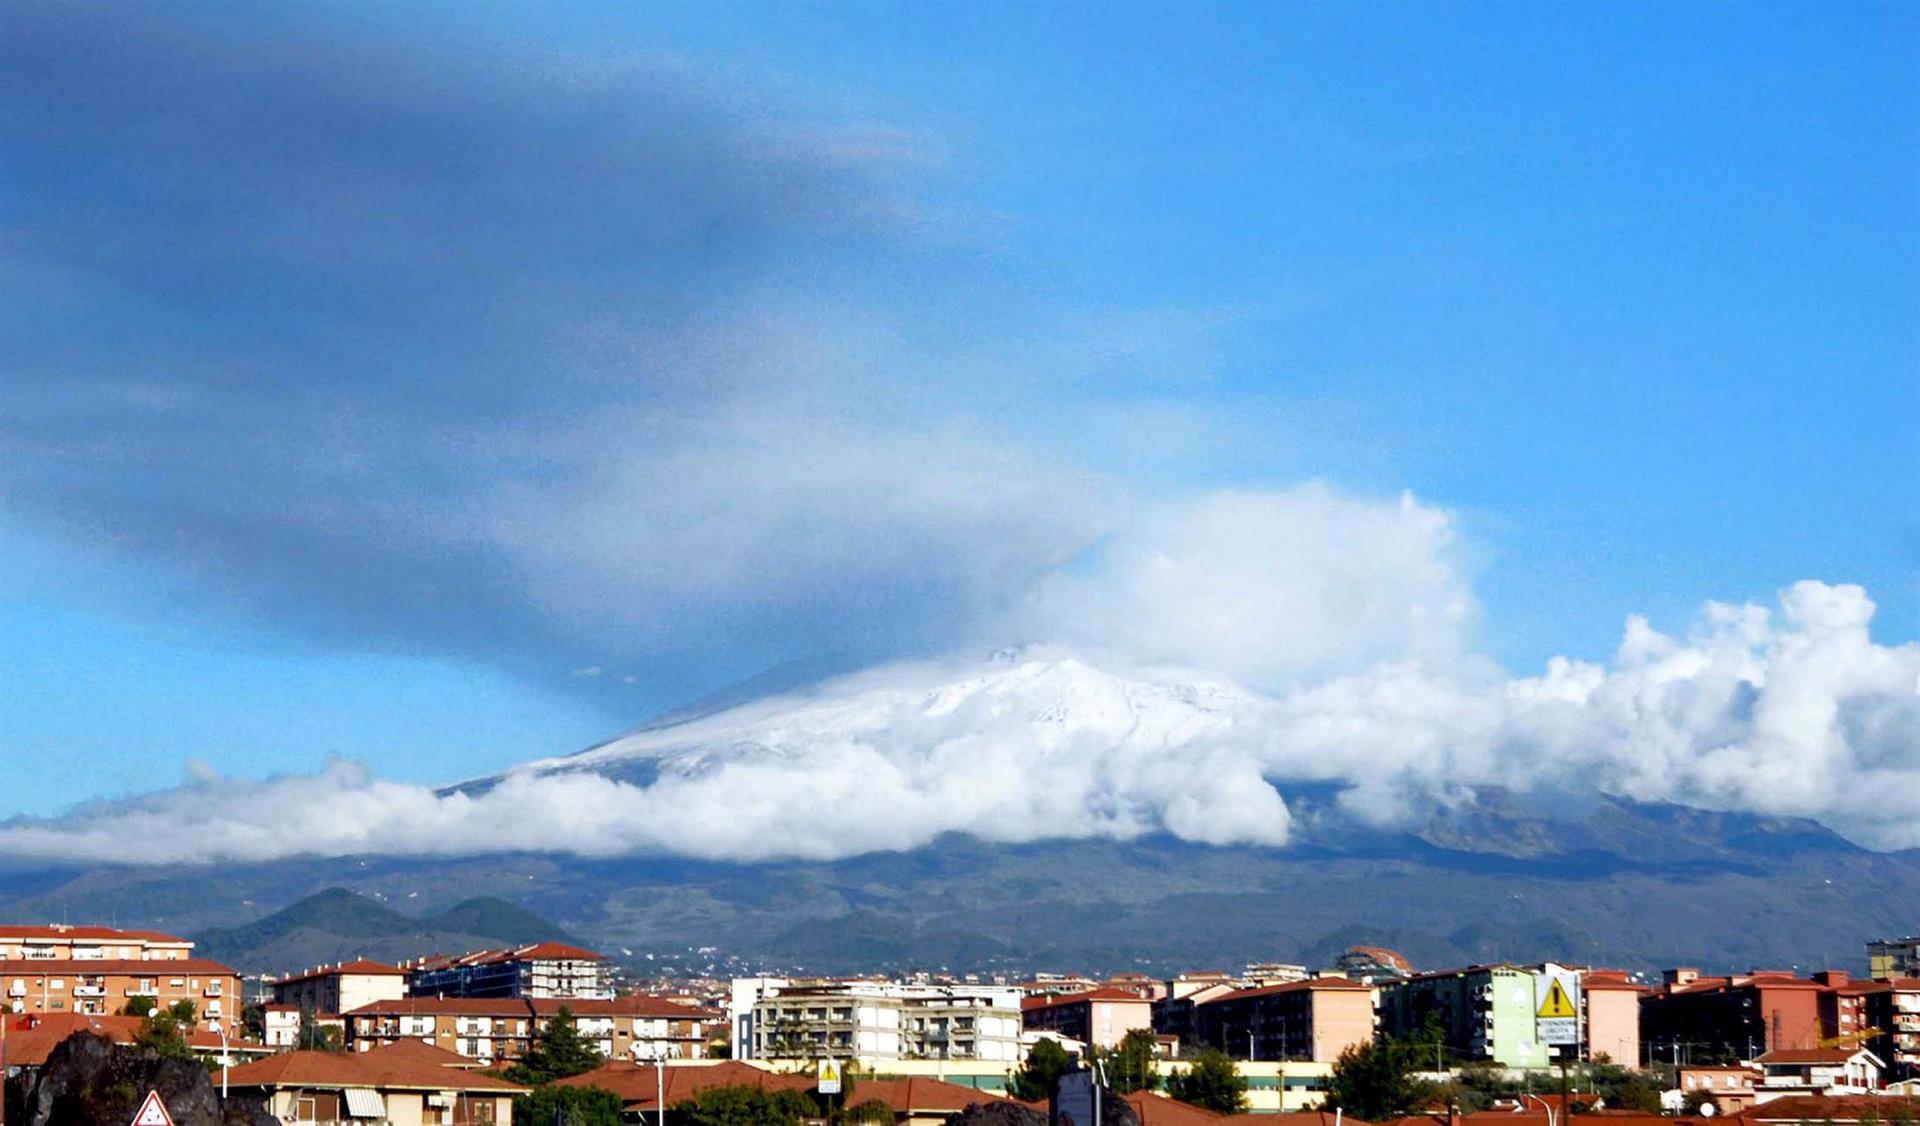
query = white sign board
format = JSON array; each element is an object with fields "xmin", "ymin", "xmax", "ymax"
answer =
[
  {"xmin": 817, "ymin": 1058, "xmax": 842, "ymax": 1095},
  {"xmin": 1535, "ymin": 966, "xmax": 1581, "ymax": 1046},
  {"xmin": 131, "ymin": 1091, "xmax": 177, "ymax": 1126}
]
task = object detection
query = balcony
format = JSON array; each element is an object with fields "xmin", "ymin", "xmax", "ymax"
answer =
[
  {"xmin": 73, "ymin": 986, "xmax": 106, "ymax": 998},
  {"xmin": 126, "ymin": 986, "xmax": 159, "ymax": 997}
]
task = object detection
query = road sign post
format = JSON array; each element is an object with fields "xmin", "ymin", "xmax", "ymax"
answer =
[
  {"xmin": 131, "ymin": 1091, "xmax": 176, "ymax": 1126},
  {"xmin": 1535, "ymin": 966, "xmax": 1581, "ymax": 1048}
]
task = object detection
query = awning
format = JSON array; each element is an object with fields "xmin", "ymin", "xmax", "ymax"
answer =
[{"xmin": 342, "ymin": 1088, "xmax": 387, "ymax": 1119}]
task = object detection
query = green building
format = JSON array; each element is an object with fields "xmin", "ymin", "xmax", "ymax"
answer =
[{"xmin": 1377, "ymin": 964, "xmax": 1555, "ymax": 1068}]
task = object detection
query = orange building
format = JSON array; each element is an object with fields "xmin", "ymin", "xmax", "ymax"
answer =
[{"xmin": 0, "ymin": 956, "xmax": 242, "ymax": 1034}]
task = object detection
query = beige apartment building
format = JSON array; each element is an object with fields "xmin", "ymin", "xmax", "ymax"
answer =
[
  {"xmin": 271, "ymin": 958, "xmax": 408, "ymax": 1015},
  {"xmin": 1022, "ymin": 988, "xmax": 1157, "ymax": 1051},
  {"xmin": 345, "ymin": 995, "xmax": 722, "ymax": 1064},
  {"xmin": 1189, "ymin": 976, "xmax": 1374, "ymax": 1062}
]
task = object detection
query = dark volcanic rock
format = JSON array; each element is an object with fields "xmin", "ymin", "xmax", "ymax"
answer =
[
  {"xmin": 9, "ymin": 1033, "xmax": 273, "ymax": 1126},
  {"xmin": 950, "ymin": 1103, "xmax": 1050, "ymax": 1126}
]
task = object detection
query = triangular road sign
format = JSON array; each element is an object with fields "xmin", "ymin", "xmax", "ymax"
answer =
[
  {"xmin": 1538, "ymin": 978, "xmax": 1576, "ymax": 1019},
  {"xmin": 131, "ymin": 1090, "xmax": 176, "ymax": 1126}
]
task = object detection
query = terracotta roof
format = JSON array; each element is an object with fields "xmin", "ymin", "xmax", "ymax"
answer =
[
  {"xmin": 529, "ymin": 995, "xmax": 722, "ymax": 1020},
  {"xmin": 0, "ymin": 1015, "xmax": 142, "ymax": 1065},
  {"xmin": 225, "ymin": 1042, "xmax": 527, "ymax": 1092},
  {"xmin": 852, "ymin": 1076, "xmax": 1014, "ymax": 1113},
  {"xmin": 552, "ymin": 1060, "xmax": 811, "ymax": 1108},
  {"xmin": 0, "ymin": 926, "xmax": 190, "ymax": 944},
  {"xmin": 1345, "ymin": 946, "xmax": 1414, "ymax": 971},
  {"xmin": 0, "ymin": 957, "xmax": 238, "ymax": 976},
  {"xmin": 1739, "ymin": 1096, "xmax": 1920, "ymax": 1122},
  {"xmin": 1198, "ymin": 977, "xmax": 1373, "ymax": 1005},
  {"xmin": 1756, "ymin": 1047, "xmax": 1869, "ymax": 1065},
  {"xmin": 1257, "ymin": 1112, "xmax": 1376, "ymax": 1126},
  {"xmin": 273, "ymin": 959, "xmax": 406, "ymax": 985},
  {"xmin": 409, "ymin": 942, "xmax": 604, "ymax": 970},
  {"xmin": 1021, "ymin": 988, "xmax": 1153, "ymax": 1011},
  {"xmin": 346, "ymin": 997, "xmax": 534, "ymax": 1017},
  {"xmin": 1123, "ymin": 1091, "xmax": 1236, "ymax": 1124}
]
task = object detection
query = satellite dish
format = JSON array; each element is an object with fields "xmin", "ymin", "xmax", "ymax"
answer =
[{"xmin": 1699, "ymin": 1104, "xmax": 1718, "ymax": 1117}]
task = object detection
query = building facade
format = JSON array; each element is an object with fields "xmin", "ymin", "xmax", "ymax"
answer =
[
  {"xmin": 1022, "ymin": 988, "xmax": 1156, "ymax": 1052},
  {"xmin": 344, "ymin": 995, "xmax": 722, "ymax": 1064},
  {"xmin": 733, "ymin": 979, "xmax": 1022, "ymax": 1065},
  {"xmin": 1869, "ymin": 938, "xmax": 1920, "ymax": 982},
  {"xmin": 271, "ymin": 959, "xmax": 408, "ymax": 1016},
  {"xmin": 1378, "ymin": 964, "xmax": 1552, "ymax": 1067},
  {"xmin": 1186, "ymin": 977, "xmax": 1374, "ymax": 1063},
  {"xmin": 1641, "ymin": 970, "xmax": 1826, "ymax": 1063},
  {"xmin": 405, "ymin": 943, "xmax": 610, "ymax": 1000},
  {"xmin": 0, "ymin": 956, "xmax": 241, "ymax": 1034},
  {"xmin": 0, "ymin": 925, "xmax": 194, "ymax": 962},
  {"xmin": 1861, "ymin": 979, "xmax": 1920, "ymax": 1081}
]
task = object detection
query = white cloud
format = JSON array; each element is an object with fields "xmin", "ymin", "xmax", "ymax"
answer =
[
  {"xmin": 1028, "ymin": 485, "xmax": 1475, "ymax": 687},
  {"xmin": 2, "ymin": 481, "xmax": 1912, "ymax": 865}
]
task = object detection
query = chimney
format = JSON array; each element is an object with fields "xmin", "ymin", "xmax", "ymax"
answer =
[
  {"xmin": 1813, "ymin": 971, "xmax": 1849, "ymax": 987},
  {"xmin": 1664, "ymin": 968, "xmax": 1700, "ymax": 989}
]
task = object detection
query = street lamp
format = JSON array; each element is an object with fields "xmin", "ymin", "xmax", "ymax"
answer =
[{"xmin": 1520, "ymin": 1091, "xmax": 1557, "ymax": 1126}]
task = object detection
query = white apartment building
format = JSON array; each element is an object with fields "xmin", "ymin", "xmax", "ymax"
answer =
[{"xmin": 732, "ymin": 978, "xmax": 1022, "ymax": 1067}]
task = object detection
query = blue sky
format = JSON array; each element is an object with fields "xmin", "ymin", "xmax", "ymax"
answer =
[{"xmin": 1, "ymin": 0, "xmax": 1914, "ymax": 820}]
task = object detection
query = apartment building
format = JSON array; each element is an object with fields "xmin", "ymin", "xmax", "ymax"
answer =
[
  {"xmin": 1861, "ymin": 979, "xmax": 1920, "ymax": 1080},
  {"xmin": 271, "ymin": 958, "xmax": 408, "ymax": 1015},
  {"xmin": 1023, "ymin": 988, "xmax": 1155, "ymax": 1051},
  {"xmin": 733, "ymin": 979, "xmax": 1022, "ymax": 1065},
  {"xmin": 0, "ymin": 956, "xmax": 242, "ymax": 1034},
  {"xmin": 1870, "ymin": 937, "xmax": 1920, "ymax": 982},
  {"xmin": 1378, "ymin": 964, "xmax": 1554, "ymax": 1067},
  {"xmin": 405, "ymin": 942, "xmax": 610, "ymax": 1000},
  {"xmin": 0, "ymin": 924, "xmax": 194, "ymax": 962},
  {"xmin": 1186, "ymin": 976, "xmax": 1374, "ymax": 1063},
  {"xmin": 1152, "ymin": 973, "xmax": 1240, "ymax": 1049},
  {"xmin": 1641, "ymin": 969, "xmax": 1827, "ymax": 1062},
  {"xmin": 345, "ymin": 994, "xmax": 722, "ymax": 1064},
  {"xmin": 1582, "ymin": 970, "xmax": 1643, "ymax": 1066},
  {"xmin": 1754, "ymin": 1046, "xmax": 1885, "ymax": 1099}
]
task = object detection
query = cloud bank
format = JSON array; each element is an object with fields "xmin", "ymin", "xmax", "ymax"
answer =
[{"xmin": 2, "ymin": 487, "xmax": 1912, "ymax": 865}]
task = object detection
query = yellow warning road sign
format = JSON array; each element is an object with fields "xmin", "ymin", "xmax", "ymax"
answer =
[
  {"xmin": 817, "ymin": 1059, "xmax": 842, "ymax": 1094},
  {"xmin": 1538, "ymin": 977, "xmax": 1576, "ymax": 1019}
]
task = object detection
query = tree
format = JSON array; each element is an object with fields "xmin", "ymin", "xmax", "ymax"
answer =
[
  {"xmin": 134, "ymin": 1009, "xmax": 195, "ymax": 1060},
  {"xmin": 1103, "ymin": 1029, "xmax": 1160, "ymax": 1094},
  {"xmin": 1584, "ymin": 1061, "xmax": 1663, "ymax": 1114},
  {"xmin": 513, "ymin": 1084, "xmax": 625, "ymax": 1126},
  {"xmin": 120, "ymin": 996, "xmax": 158, "ymax": 1018},
  {"xmin": 1008, "ymin": 1038, "xmax": 1076, "ymax": 1103},
  {"xmin": 297, "ymin": 1007, "xmax": 345, "ymax": 1052},
  {"xmin": 1166, "ymin": 1049, "xmax": 1247, "ymax": 1114},
  {"xmin": 676, "ymin": 1085, "xmax": 817, "ymax": 1126},
  {"xmin": 506, "ymin": 1006, "xmax": 605, "ymax": 1085},
  {"xmin": 1323, "ymin": 1039, "xmax": 1436, "ymax": 1121},
  {"xmin": 838, "ymin": 1098, "xmax": 895, "ymax": 1124},
  {"xmin": 240, "ymin": 1002, "xmax": 266, "ymax": 1041}
]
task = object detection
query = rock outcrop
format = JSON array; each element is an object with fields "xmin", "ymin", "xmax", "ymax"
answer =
[{"xmin": 8, "ymin": 1033, "xmax": 274, "ymax": 1126}]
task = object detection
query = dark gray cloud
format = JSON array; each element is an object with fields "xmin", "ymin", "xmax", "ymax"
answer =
[{"xmin": 0, "ymin": 2, "xmax": 1113, "ymax": 704}]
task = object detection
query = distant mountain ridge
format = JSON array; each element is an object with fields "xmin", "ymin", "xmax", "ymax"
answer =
[{"xmin": 188, "ymin": 888, "xmax": 583, "ymax": 975}]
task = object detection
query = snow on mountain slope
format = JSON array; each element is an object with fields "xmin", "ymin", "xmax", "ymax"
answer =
[{"xmin": 497, "ymin": 645, "xmax": 1296, "ymax": 849}]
